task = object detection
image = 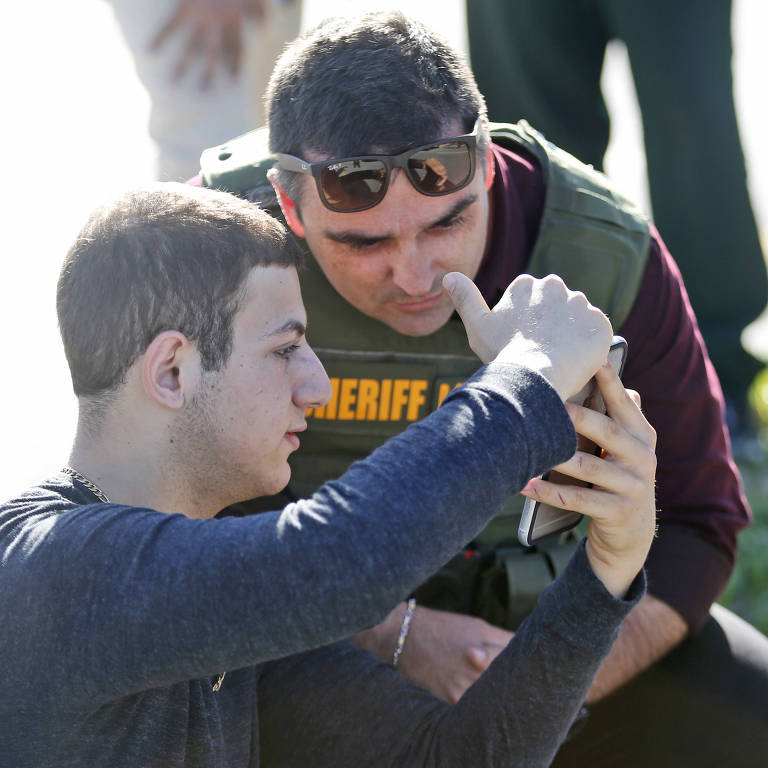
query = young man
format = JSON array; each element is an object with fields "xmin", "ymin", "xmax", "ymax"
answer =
[
  {"xmin": 1, "ymin": 183, "xmax": 657, "ymax": 765},
  {"xmin": 197, "ymin": 11, "xmax": 768, "ymax": 764}
]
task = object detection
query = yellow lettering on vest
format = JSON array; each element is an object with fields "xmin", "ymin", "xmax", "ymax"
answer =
[
  {"xmin": 390, "ymin": 379, "xmax": 410, "ymax": 421},
  {"xmin": 356, "ymin": 379, "xmax": 380, "ymax": 420},
  {"xmin": 338, "ymin": 378, "xmax": 358, "ymax": 420},
  {"xmin": 378, "ymin": 379, "xmax": 393, "ymax": 421},
  {"xmin": 406, "ymin": 380, "xmax": 428, "ymax": 420},
  {"xmin": 436, "ymin": 381, "xmax": 463, "ymax": 407},
  {"xmin": 322, "ymin": 377, "xmax": 340, "ymax": 419}
]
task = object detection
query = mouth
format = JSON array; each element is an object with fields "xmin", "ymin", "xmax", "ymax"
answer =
[
  {"xmin": 284, "ymin": 423, "xmax": 307, "ymax": 450},
  {"xmin": 390, "ymin": 293, "xmax": 445, "ymax": 313}
]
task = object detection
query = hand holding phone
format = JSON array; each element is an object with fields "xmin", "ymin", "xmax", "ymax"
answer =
[
  {"xmin": 518, "ymin": 336, "xmax": 628, "ymax": 547},
  {"xmin": 519, "ymin": 343, "xmax": 657, "ymax": 597}
]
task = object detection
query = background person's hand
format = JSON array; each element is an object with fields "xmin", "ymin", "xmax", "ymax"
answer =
[
  {"xmin": 443, "ymin": 272, "xmax": 612, "ymax": 401},
  {"xmin": 150, "ymin": 0, "xmax": 267, "ymax": 88},
  {"xmin": 521, "ymin": 363, "xmax": 657, "ymax": 597}
]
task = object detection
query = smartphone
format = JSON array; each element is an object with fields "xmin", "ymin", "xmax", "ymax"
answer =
[{"xmin": 517, "ymin": 336, "xmax": 628, "ymax": 547}]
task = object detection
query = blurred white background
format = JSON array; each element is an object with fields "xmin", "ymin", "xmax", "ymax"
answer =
[{"xmin": 0, "ymin": 0, "xmax": 766, "ymax": 498}]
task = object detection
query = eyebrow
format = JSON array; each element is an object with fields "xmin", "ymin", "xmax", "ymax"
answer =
[
  {"xmin": 262, "ymin": 319, "xmax": 306, "ymax": 339},
  {"xmin": 431, "ymin": 194, "xmax": 478, "ymax": 228},
  {"xmin": 323, "ymin": 193, "xmax": 479, "ymax": 247}
]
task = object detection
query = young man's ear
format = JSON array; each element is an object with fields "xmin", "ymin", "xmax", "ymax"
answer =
[
  {"xmin": 484, "ymin": 145, "xmax": 496, "ymax": 191},
  {"xmin": 267, "ymin": 168, "xmax": 306, "ymax": 238},
  {"xmin": 140, "ymin": 331, "xmax": 199, "ymax": 410}
]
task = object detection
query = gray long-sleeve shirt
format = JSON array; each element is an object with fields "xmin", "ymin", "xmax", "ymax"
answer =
[
  {"xmin": 257, "ymin": 541, "xmax": 642, "ymax": 767},
  {"xmin": 0, "ymin": 363, "xmax": 642, "ymax": 766}
]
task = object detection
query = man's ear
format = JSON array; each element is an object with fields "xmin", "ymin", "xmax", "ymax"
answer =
[
  {"xmin": 267, "ymin": 168, "xmax": 306, "ymax": 238},
  {"xmin": 140, "ymin": 331, "xmax": 199, "ymax": 410},
  {"xmin": 484, "ymin": 145, "xmax": 496, "ymax": 191}
]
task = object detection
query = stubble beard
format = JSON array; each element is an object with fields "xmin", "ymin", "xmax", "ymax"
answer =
[{"xmin": 167, "ymin": 373, "xmax": 249, "ymax": 514}]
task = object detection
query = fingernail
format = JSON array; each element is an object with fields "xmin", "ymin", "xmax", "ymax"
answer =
[
  {"xmin": 522, "ymin": 479, "xmax": 535, "ymax": 493},
  {"xmin": 443, "ymin": 274, "xmax": 456, "ymax": 295}
]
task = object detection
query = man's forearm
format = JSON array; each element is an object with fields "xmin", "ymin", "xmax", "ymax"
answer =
[{"xmin": 585, "ymin": 593, "xmax": 688, "ymax": 703}]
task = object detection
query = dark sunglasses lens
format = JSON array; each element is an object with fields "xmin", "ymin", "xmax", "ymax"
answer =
[
  {"xmin": 320, "ymin": 159, "xmax": 388, "ymax": 211},
  {"xmin": 407, "ymin": 141, "xmax": 473, "ymax": 194}
]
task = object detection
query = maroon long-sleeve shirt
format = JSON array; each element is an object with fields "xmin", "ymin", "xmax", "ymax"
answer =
[{"xmin": 476, "ymin": 144, "xmax": 750, "ymax": 631}]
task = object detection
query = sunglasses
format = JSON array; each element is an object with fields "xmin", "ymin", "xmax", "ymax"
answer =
[{"xmin": 274, "ymin": 119, "xmax": 482, "ymax": 213}]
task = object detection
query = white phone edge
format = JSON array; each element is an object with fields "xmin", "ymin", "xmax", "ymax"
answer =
[{"xmin": 517, "ymin": 335, "xmax": 628, "ymax": 548}]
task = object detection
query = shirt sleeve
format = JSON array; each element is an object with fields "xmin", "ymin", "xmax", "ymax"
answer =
[
  {"xmin": 257, "ymin": 542, "xmax": 645, "ymax": 768},
  {"xmin": 618, "ymin": 225, "xmax": 750, "ymax": 631},
  {"xmin": 19, "ymin": 363, "xmax": 577, "ymax": 709}
]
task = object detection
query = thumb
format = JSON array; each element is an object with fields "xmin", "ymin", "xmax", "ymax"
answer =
[{"xmin": 443, "ymin": 272, "xmax": 491, "ymax": 329}]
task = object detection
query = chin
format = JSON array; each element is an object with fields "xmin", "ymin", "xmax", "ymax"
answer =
[
  {"xmin": 233, "ymin": 464, "xmax": 291, "ymax": 503},
  {"xmin": 264, "ymin": 465, "xmax": 292, "ymax": 497}
]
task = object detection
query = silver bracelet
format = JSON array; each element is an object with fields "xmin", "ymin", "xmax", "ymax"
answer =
[{"xmin": 392, "ymin": 598, "xmax": 416, "ymax": 667}]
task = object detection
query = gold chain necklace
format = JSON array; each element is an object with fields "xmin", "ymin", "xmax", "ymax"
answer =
[
  {"xmin": 60, "ymin": 465, "xmax": 228, "ymax": 692},
  {"xmin": 61, "ymin": 466, "xmax": 110, "ymax": 503}
]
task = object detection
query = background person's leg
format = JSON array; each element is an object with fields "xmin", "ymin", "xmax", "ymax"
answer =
[
  {"xmin": 243, "ymin": 0, "xmax": 302, "ymax": 127},
  {"xmin": 109, "ymin": 0, "xmax": 252, "ymax": 181},
  {"xmin": 466, "ymin": 0, "xmax": 610, "ymax": 169},
  {"xmin": 609, "ymin": 0, "xmax": 767, "ymax": 418},
  {"xmin": 552, "ymin": 604, "xmax": 768, "ymax": 767}
]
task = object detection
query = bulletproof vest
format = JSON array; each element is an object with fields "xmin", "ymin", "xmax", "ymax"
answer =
[{"xmin": 201, "ymin": 122, "xmax": 649, "ymax": 627}]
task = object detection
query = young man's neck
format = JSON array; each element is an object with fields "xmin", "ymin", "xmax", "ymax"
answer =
[{"xmin": 68, "ymin": 419, "xmax": 221, "ymax": 520}]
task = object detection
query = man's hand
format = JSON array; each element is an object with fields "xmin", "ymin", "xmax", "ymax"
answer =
[
  {"xmin": 150, "ymin": 0, "xmax": 267, "ymax": 88},
  {"xmin": 352, "ymin": 603, "xmax": 512, "ymax": 703},
  {"xmin": 521, "ymin": 363, "xmax": 657, "ymax": 597},
  {"xmin": 443, "ymin": 272, "xmax": 612, "ymax": 401},
  {"xmin": 395, "ymin": 606, "xmax": 512, "ymax": 703}
]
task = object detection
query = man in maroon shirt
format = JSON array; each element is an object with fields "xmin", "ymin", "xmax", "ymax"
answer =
[{"xmin": 199, "ymin": 11, "xmax": 768, "ymax": 764}]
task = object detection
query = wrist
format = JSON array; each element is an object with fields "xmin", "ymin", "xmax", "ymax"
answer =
[
  {"xmin": 496, "ymin": 341, "xmax": 558, "ymax": 391},
  {"xmin": 585, "ymin": 540, "xmax": 640, "ymax": 599},
  {"xmin": 350, "ymin": 602, "xmax": 409, "ymax": 661},
  {"xmin": 392, "ymin": 598, "xmax": 417, "ymax": 666}
]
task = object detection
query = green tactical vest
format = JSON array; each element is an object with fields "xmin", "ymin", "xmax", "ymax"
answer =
[{"xmin": 201, "ymin": 122, "xmax": 650, "ymax": 627}]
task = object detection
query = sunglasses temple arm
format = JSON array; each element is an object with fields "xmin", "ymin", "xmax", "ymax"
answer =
[{"xmin": 274, "ymin": 154, "xmax": 312, "ymax": 175}]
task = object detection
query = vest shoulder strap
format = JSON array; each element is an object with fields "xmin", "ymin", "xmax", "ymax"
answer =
[
  {"xmin": 489, "ymin": 121, "xmax": 650, "ymax": 328},
  {"xmin": 200, "ymin": 126, "xmax": 278, "ymax": 208}
]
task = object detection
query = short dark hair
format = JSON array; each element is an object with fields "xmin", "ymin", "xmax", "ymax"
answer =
[
  {"xmin": 266, "ymin": 11, "xmax": 489, "ymax": 202},
  {"xmin": 57, "ymin": 183, "xmax": 303, "ymax": 398}
]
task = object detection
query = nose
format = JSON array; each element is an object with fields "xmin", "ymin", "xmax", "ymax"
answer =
[
  {"xmin": 390, "ymin": 242, "xmax": 437, "ymax": 297},
  {"xmin": 293, "ymin": 342, "xmax": 332, "ymax": 410}
]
